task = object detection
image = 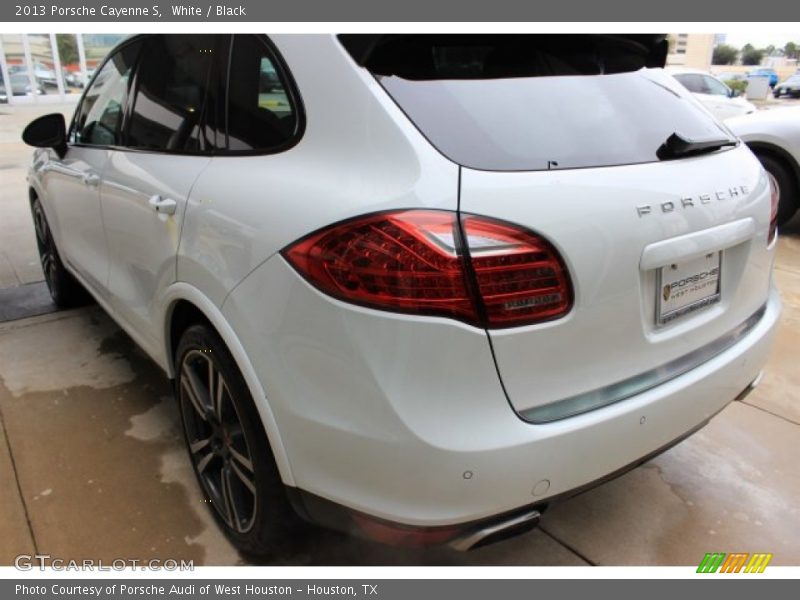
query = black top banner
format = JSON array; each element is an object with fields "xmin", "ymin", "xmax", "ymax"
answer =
[{"xmin": 2, "ymin": 0, "xmax": 800, "ymax": 22}]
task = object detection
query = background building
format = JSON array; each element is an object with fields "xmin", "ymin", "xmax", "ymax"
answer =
[
  {"xmin": 667, "ymin": 33, "xmax": 715, "ymax": 70},
  {"xmin": 0, "ymin": 33, "xmax": 126, "ymax": 105}
]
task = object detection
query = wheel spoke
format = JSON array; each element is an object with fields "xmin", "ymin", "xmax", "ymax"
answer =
[
  {"xmin": 221, "ymin": 465, "xmax": 241, "ymax": 530},
  {"xmin": 190, "ymin": 436, "xmax": 212, "ymax": 454},
  {"xmin": 33, "ymin": 207, "xmax": 48, "ymax": 244},
  {"xmin": 229, "ymin": 445, "xmax": 253, "ymax": 474},
  {"xmin": 213, "ymin": 369, "xmax": 225, "ymax": 422},
  {"xmin": 181, "ymin": 370, "xmax": 210, "ymax": 421},
  {"xmin": 230, "ymin": 458, "xmax": 257, "ymax": 496},
  {"xmin": 47, "ymin": 252, "xmax": 57, "ymax": 279},
  {"xmin": 196, "ymin": 450, "xmax": 214, "ymax": 474}
]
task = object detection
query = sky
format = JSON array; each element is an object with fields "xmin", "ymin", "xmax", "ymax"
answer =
[{"xmin": 722, "ymin": 32, "xmax": 799, "ymax": 49}]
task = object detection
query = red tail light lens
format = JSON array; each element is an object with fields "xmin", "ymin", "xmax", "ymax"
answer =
[
  {"xmin": 461, "ymin": 215, "xmax": 573, "ymax": 327},
  {"xmin": 767, "ymin": 172, "xmax": 779, "ymax": 245},
  {"xmin": 282, "ymin": 211, "xmax": 475, "ymax": 322},
  {"xmin": 282, "ymin": 210, "xmax": 573, "ymax": 328}
]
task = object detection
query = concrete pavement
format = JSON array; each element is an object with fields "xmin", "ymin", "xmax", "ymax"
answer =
[{"xmin": 0, "ymin": 102, "xmax": 798, "ymax": 566}]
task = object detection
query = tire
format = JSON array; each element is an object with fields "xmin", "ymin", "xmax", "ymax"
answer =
[
  {"xmin": 175, "ymin": 324, "xmax": 304, "ymax": 558},
  {"xmin": 30, "ymin": 196, "xmax": 90, "ymax": 308},
  {"xmin": 755, "ymin": 153, "xmax": 799, "ymax": 226}
]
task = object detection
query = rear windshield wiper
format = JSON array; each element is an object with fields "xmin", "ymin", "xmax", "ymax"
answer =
[{"xmin": 656, "ymin": 132, "xmax": 737, "ymax": 160}]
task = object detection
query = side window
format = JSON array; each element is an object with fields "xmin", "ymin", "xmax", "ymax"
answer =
[
  {"xmin": 226, "ymin": 35, "xmax": 299, "ymax": 152},
  {"xmin": 71, "ymin": 42, "xmax": 140, "ymax": 146},
  {"xmin": 674, "ymin": 73, "xmax": 706, "ymax": 94},
  {"xmin": 127, "ymin": 35, "xmax": 218, "ymax": 152},
  {"xmin": 704, "ymin": 76, "xmax": 730, "ymax": 97}
]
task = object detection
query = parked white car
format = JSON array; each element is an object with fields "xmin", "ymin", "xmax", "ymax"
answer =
[
  {"xmin": 23, "ymin": 34, "xmax": 780, "ymax": 556},
  {"xmin": 727, "ymin": 106, "xmax": 800, "ymax": 224},
  {"xmin": 668, "ymin": 68, "xmax": 757, "ymax": 121}
]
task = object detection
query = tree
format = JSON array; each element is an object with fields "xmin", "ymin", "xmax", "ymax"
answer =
[
  {"xmin": 712, "ymin": 44, "xmax": 738, "ymax": 65},
  {"xmin": 785, "ymin": 41, "xmax": 799, "ymax": 60},
  {"xmin": 56, "ymin": 34, "xmax": 78, "ymax": 67},
  {"xmin": 741, "ymin": 44, "xmax": 766, "ymax": 66}
]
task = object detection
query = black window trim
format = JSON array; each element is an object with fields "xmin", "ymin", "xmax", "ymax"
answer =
[
  {"xmin": 66, "ymin": 33, "xmax": 306, "ymax": 158},
  {"xmin": 218, "ymin": 33, "xmax": 306, "ymax": 157}
]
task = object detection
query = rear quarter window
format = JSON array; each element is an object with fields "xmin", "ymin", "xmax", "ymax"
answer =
[{"xmin": 225, "ymin": 35, "xmax": 300, "ymax": 153}]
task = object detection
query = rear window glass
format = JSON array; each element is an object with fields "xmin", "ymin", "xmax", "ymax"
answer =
[{"xmin": 347, "ymin": 36, "xmax": 732, "ymax": 171}]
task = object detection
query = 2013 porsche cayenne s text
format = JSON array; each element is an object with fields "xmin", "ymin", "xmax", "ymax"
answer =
[{"xmin": 22, "ymin": 34, "xmax": 781, "ymax": 555}]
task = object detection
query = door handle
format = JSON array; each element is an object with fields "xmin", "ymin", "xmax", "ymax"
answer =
[
  {"xmin": 148, "ymin": 194, "xmax": 178, "ymax": 215},
  {"xmin": 82, "ymin": 172, "xmax": 101, "ymax": 187}
]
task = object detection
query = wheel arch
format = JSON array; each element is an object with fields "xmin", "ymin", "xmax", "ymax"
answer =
[
  {"xmin": 746, "ymin": 141, "xmax": 800, "ymax": 189},
  {"xmin": 161, "ymin": 283, "xmax": 296, "ymax": 486}
]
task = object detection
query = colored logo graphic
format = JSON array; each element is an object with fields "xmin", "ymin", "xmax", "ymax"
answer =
[{"xmin": 696, "ymin": 552, "xmax": 773, "ymax": 573}]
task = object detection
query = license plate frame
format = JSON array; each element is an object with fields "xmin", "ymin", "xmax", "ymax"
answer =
[{"xmin": 656, "ymin": 252, "xmax": 722, "ymax": 325}]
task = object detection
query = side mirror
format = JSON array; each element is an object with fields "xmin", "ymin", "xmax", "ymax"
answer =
[{"xmin": 22, "ymin": 113, "xmax": 67, "ymax": 158}]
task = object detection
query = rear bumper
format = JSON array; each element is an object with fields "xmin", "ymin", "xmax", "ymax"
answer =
[
  {"xmin": 288, "ymin": 381, "xmax": 745, "ymax": 550},
  {"xmin": 291, "ymin": 288, "xmax": 779, "ymax": 529},
  {"xmin": 225, "ymin": 254, "xmax": 781, "ymax": 529}
]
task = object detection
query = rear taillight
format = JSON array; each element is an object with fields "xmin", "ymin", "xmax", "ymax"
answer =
[
  {"xmin": 461, "ymin": 215, "xmax": 573, "ymax": 327},
  {"xmin": 282, "ymin": 210, "xmax": 573, "ymax": 328},
  {"xmin": 767, "ymin": 172, "xmax": 779, "ymax": 245}
]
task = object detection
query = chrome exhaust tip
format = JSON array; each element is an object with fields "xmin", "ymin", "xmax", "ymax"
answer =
[{"xmin": 448, "ymin": 509, "xmax": 541, "ymax": 552}]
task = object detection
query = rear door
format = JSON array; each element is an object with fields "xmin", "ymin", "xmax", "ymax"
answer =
[
  {"xmin": 369, "ymin": 37, "xmax": 774, "ymax": 422},
  {"xmin": 100, "ymin": 34, "xmax": 222, "ymax": 351}
]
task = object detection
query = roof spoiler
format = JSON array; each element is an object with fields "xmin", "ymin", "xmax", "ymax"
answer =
[{"xmin": 339, "ymin": 34, "xmax": 669, "ymax": 76}]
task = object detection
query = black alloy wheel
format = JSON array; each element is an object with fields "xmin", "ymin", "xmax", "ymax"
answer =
[
  {"xmin": 180, "ymin": 347, "xmax": 258, "ymax": 534},
  {"xmin": 30, "ymin": 196, "xmax": 89, "ymax": 307},
  {"xmin": 31, "ymin": 197, "xmax": 58, "ymax": 288},
  {"xmin": 175, "ymin": 324, "xmax": 304, "ymax": 557}
]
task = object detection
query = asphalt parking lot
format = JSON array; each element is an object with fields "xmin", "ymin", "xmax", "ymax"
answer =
[{"xmin": 1, "ymin": 101, "xmax": 799, "ymax": 567}]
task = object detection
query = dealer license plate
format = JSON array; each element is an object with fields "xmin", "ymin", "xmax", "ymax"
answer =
[{"xmin": 657, "ymin": 252, "xmax": 721, "ymax": 325}]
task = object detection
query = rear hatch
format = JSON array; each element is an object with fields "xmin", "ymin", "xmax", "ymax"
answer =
[{"xmin": 344, "ymin": 35, "xmax": 775, "ymax": 422}]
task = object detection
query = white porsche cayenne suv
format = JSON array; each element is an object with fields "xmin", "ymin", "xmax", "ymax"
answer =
[{"xmin": 23, "ymin": 34, "xmax": 781, "ymax": 556}]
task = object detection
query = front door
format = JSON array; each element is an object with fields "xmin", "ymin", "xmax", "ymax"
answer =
[{"xmin": 39, "ymin": 41, "xmax": 140, "ymax": 293}]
